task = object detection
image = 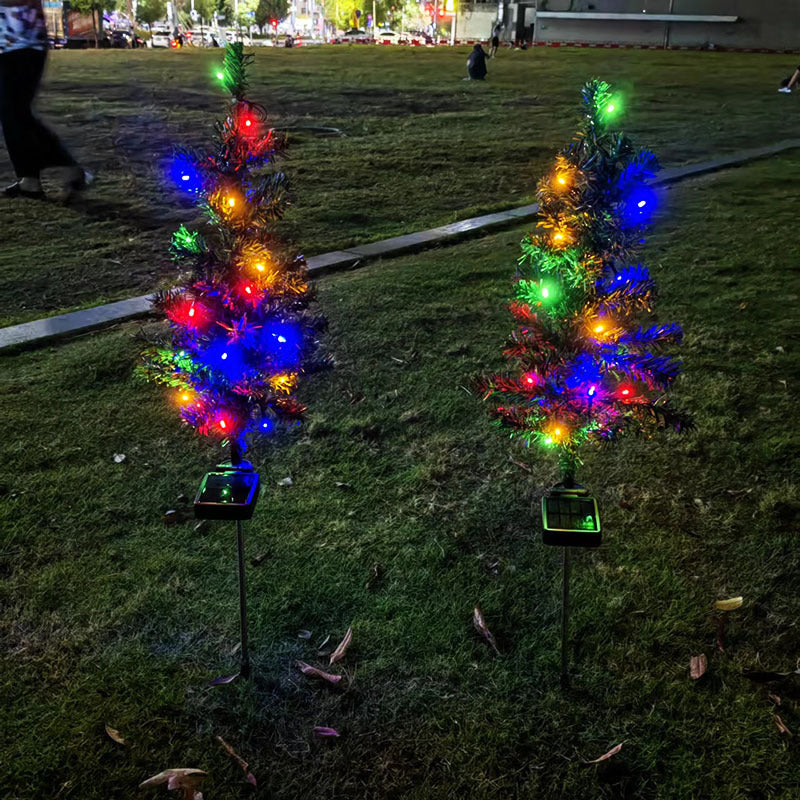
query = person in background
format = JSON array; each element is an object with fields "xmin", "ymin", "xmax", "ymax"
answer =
[
  {"xmin": 467, "ymin": 43, "xmax": 488, "ymax": 80},
  {"xmin": 778, "ymin": 65, "xmax": 799, "ymax": 93},
  {"xmin": 488, "ymin": 27, "xmax": 499, "ymax": 58},
  {"xmin": 0, "ymin": 0, "xmax": 91, "ymax": 199}
]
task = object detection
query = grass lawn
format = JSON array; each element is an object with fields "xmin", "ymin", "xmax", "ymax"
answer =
[
  {"xmin": 0, "ymin": 46, "xmax": 798, "ymax": 326},
  {"xmin": 2, "ymin": 153, "xmax": 800, "ymax": 799}
]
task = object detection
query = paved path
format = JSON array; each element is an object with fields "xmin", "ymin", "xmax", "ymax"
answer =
[{"xmin": 2, "ymin": 137, "xmax": 799, "ymax": 353}]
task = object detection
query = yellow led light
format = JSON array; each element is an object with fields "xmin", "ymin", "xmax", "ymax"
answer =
[
  {"xmin": 227, "ymin": 197, "xmax": 236, "ymax": 208},
  {"xmin": 256, "ymin": 262, "xmax": 265, "ymax": 271},
  {"xmin": 594, "ymin": 324, "xmax": 604, "ymax": 333}
]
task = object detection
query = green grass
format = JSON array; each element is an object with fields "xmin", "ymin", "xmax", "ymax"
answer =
[
  {"xmin": 1, "ymin": 46, "xmax": 798, "ymax": 325},
  {"xmin": 2, "ymin": 154, "xmax": 800, "ymax": 799}
]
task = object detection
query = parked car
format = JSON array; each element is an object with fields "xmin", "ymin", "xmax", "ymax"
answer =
[
  {"xmin": 375, "ymin": 29, "xmax": 404, "ymax": 44},
  {"xmin": 338, "ymin": 27, "xmax": 369, "ymax": 43},
  {"xmin": 150, "ymin": 29, "xmax": 171, "ymax": 47},
  {"xmin": 109, "ymin": 29, "xmax": 145, "ymax": 48}
]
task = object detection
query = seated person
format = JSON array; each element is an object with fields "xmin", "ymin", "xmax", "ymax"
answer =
[{"xmin": 467, "ymin": 43, "xmax": 487, "ymax": 80}]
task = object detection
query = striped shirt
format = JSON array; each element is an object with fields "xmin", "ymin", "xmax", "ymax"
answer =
[{"xmin": 0, "ymin": 4, "xmax": 47, "ymax": 53}]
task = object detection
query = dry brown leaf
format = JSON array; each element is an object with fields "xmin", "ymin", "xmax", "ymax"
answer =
[
  {"xmin": 716, "ymin": 617, "xmax": 726, "ymax": 653},
  {"xmin": 216, "ymin": 736, "xmax": 257, "ymax": 787},
  {"xmin": 104, "ymin": 724, "xmax": 126, "ymax": 745},
  {"xmin": 774, "ymin": 714, "xmax": 793, "ymax": 736},
  {"xmin": 473, "ymin": 606, "xmax": 500, "ymax": 655},
  {"xmin": 584, "ymin": 742, "xmax": 624, "ymax": 764},
  {"xmin": 139, "ymin": 768, "xmax": 207, "ymax": 800},
  {"xmin": 768, "ymin": 693, "xmax": 782, "ymax": 706},
  {"xmin": 296, "ymin": 661, "xmax": 343, "ymax": 685},
  {"xmin": 715, "ymin": 596, "xmax": 743, "ymax": 612},
  {"xmin": 313, "ymin": 726, "xmax": 341, "ymax": 737},
  {"xmin": 329, "ymin": 627, "xmax": 353, "ymax": 666},
  {"xmin": 690, "ymin": 654, "xmax": 707, "ymax": 680}
]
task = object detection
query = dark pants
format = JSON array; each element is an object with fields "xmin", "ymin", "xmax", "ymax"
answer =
[{"xmin": 0, "ymin": 48, "xmax": 76, "ymax": 179}]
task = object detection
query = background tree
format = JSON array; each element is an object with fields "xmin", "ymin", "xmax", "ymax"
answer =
[
  {"xmin": 135, "ymin": 0, "xmax": 167, "ymax": 39},
  {"xmin": 479, "ymin": 79, "xmax": 690, "ymax": 485},
  {"xmin": 68, "ymin": 0, "xmax": 118, "ymax": 46},
  {"xmin": 255, "ymin": 0, "xmax": 289, "ymax": 29}
]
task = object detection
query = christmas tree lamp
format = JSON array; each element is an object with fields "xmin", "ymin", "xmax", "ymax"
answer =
[
  {"xmin": 141, "ymin": 45, "xmax": 326, "ymax": 678},
  {"xmin": 478, "ymin": 80, "xmax": 690, "ymax": 685}
]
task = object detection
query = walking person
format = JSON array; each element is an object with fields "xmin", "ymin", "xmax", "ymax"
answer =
[
  {"xmin": 0, "ymin": 0, "xmax": 91, "ymax": 199},
  {"xmin": 488, "ymin": 27, "xmax": 499, "ymax": 58},
  {"xmin": 778, "ymin": 65, "xmax": 799, "ymax": 93}
]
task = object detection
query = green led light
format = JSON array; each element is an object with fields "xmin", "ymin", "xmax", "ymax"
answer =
[
  {"xmin": 216, "ymin": 71, "xmax": 224, "ymax": 80},
  {"xmin": 541, "ymin": 287, "xmax": 550, "ymax": 299}
]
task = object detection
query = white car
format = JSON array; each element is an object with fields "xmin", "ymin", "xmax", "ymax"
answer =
[
  {"xmin": 338, "ymin": 28, "xmax": 369, "ymax": 43},
  {"xmin": 149, "ymin": 29, "xmax": 171, "ymax": 47},
  {"xmin": 375, "ymin": 29, "xmax": 405, "ymax": 44}
]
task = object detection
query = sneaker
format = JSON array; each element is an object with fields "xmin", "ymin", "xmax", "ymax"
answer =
[
  {"xmin": 778, "ymin": 86, "xmax": 792, "ymax": 93},
  {"xmin": 3, "ymin": 181, "xmax": 45, "ymax": 200}
]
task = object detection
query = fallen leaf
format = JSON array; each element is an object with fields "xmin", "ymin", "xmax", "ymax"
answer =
[
  {"xmin": 742, "ymin": 670, "xmax": 795, "ymax": 683},
  {"xmin": 329, "ymin": 627, "xmax": 353, "ymax": 666},
  {"xmin": 251, "ymin": 552, "xmax": 270, "ymax": 567},
  {"xmin": 334, "ymin": 481, "xmax": 354, "ymax": 491},
  {"xmin": 473, "ymin": 606, "xmax": 500, "ymax": 655},
  {"xmin": 139, "ymin": 768, "xmax": 207, "ymax": 799},
  {"xmin": 715, "ymin": 597, "xmax": 743, "ymax": 612},
  {"xmin": 163, "ymin": 509, "xmax": 184, "ymax": 525},
  {"xmin": 775, "ymin": 346, "xmax": 785, "ymax": 354},
  {"xmin": 176, "ymin": 493, "xmax": 189, "ymax": 504},
  {"xmin": 508, "ymin": 455, "xmax": 531, "ymax": 473},
  {"xmin": 769, "ymin": 693, "xmax": 782, "ymax": 705},
  {"xmin": 277, "ymin": 477, "xmax": 293, "ymax": 487},
  {"xmin": 113, "ymin": 453, "xmax": 126, "ymax": 463},
  {"xmin": 230, "ymin": 642, "xmax": 241, "ymax": 655},
  {"xmin": 317, "ymin": 634, "xmax": 331, "ymax": 652},
  {"xmin": 716, "ymin": 617, "xmax": 726, "ymax": 653},
  {"xmin": 104, "ymin": 724, "xmax": 126, "ymax": 745},
  {"xmin": 193, "ymin": 520, "xmax": 208, "ymax": 533},
  {"xmin": 216, "ymin": 735, "xmax": 257, "ymax": 786},
  {"xmin": 208, "ymin": 673, "xmax": 238, "ymax": 687},
  {"xmin": 298, "ymin": 630, "xmax": 312, "ymax": 640},
  {"xmin": 296, "ymin": 661, "xmax": 342, "ymax": 685},
  {"xmin": 690, "ymin": 654, "xmax": 707, "ymax": 680},
  {"xmin": 313, "ymin": 726, "xmax": 340, "ymax": 737},
  {"xmin": 774, "ymin": 714, "xmax": 792, "ymax": 736},
  {"xmin": 584, "ymin": 742, "xmax": 624, "ymax": 764}
]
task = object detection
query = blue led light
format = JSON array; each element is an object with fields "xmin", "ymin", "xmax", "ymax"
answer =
[
  {"xmin": 261, "ymin": 321, "xmax": 302, "ymax": 368},
  {"xmin": 169, "ymin": 155, "xmax": 203, "ymax": 194}
]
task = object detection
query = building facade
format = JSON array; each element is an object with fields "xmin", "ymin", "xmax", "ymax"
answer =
[{"xmin": 495, "ymin": 1, "xmax": 800, "ymax": 51}]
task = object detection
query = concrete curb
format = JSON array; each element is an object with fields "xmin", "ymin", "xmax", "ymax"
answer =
[{"xmin": 2, "ymin": 139, "xmax": 800, "ymax": 353}]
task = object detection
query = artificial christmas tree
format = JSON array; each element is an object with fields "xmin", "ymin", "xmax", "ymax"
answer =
[
  {"xmin": 478, "ymin": 80, "xmax": 691, "ymax": 685},
  {"xmin": 479, "ymin": 79, "xmax": 689, "ymax": 490},
  {"xmin": 139, "ymin": 44, "xmax": 326, "ymax": 677},
  {"xmin": 140, "ymin": 43, "xmax": 325, "ymax": 464}
]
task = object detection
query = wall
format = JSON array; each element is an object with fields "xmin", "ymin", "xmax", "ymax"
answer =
[
  {"xmin": 533, "ymin": 0, "xmax": 800, "ymax": 51},
  {"xmin": 455, "ymin": 5, "xmax": 498, "ymax": 40}
]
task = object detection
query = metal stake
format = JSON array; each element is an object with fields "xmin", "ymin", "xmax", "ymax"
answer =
[
  {"xmin": 236, "ymin": 519, "xmax": 251, "ymax": 678},
  {"xmin": 560, "ymin": 546, "xmax": 570, "ymax": 689}
]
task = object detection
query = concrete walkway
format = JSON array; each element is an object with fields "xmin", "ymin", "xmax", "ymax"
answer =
[{"xmin": 2, "ymin": 137, "xmax": 799, "ymax": 353}]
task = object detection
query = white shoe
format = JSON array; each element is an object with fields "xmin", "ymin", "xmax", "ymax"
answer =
[{"xmin": 778, "ymin": 86, "xmax": 792, "ymax": 93}]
